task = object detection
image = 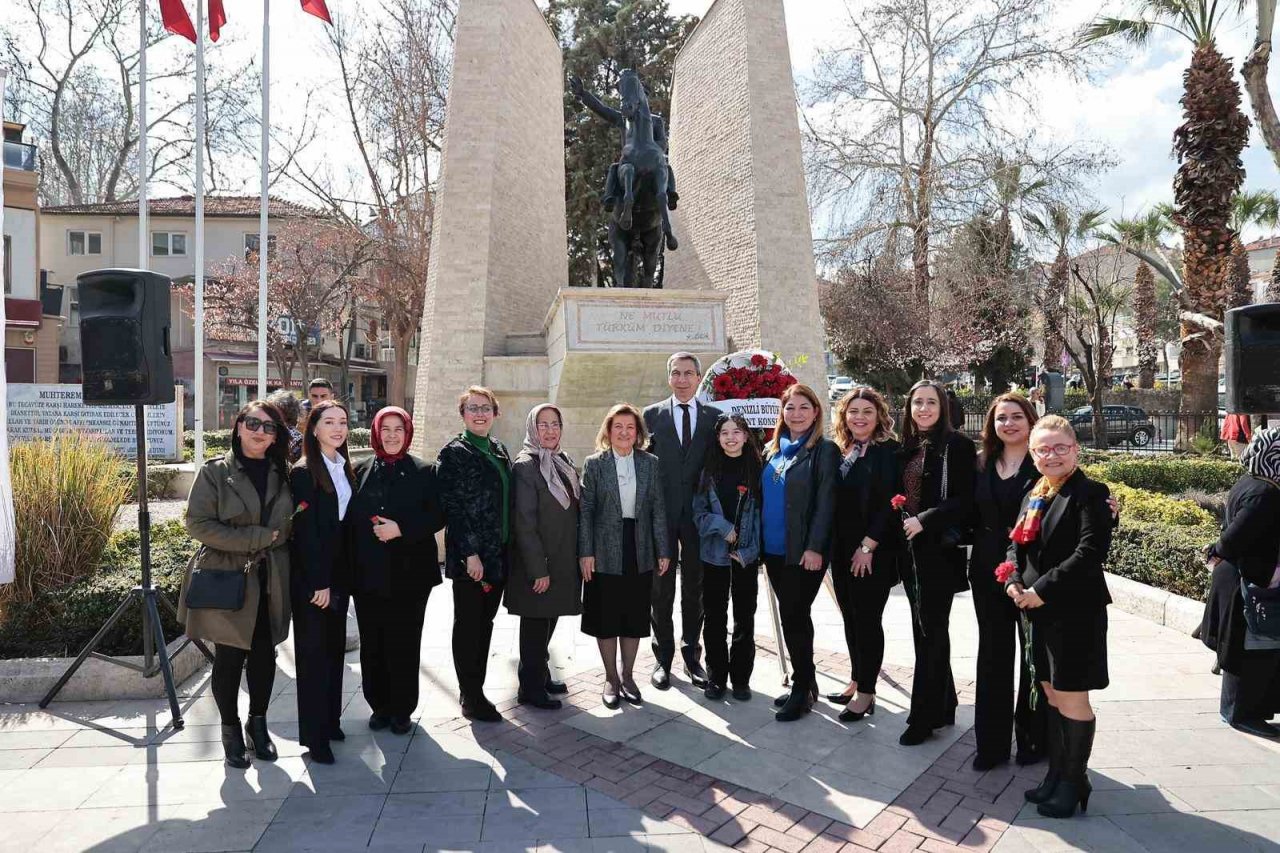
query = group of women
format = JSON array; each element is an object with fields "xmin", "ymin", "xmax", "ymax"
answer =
[{"xmin": 178, "ymin": 373, "xmax": 1117, "ymax": 822}]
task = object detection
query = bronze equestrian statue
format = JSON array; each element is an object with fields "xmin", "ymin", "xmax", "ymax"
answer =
[{"xmin": 570, "ymin": 70, "xmax": 678, "ymax": 288}]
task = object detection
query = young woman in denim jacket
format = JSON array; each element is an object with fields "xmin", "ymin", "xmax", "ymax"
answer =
[{"xmin": 693, "ymin": 413, "xmax": 763, "ymax": 702}]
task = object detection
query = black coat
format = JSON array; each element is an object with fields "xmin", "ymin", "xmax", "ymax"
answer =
[
  {"xmin": 1005, "ymin": 468, "xmax": 1113, "ymax": 615},
  {"xmin": 349, "ymin": 454, "xmax": 445, "ymax": 598},
  {"xmin": 289, "ymin": 464, "xmax": 354, "ymax": 597},
  {"xmin": 436, "ymin": 434, "xmax": 514, "ymax": 584},
  {"xmin": 506, "ymin": 455, "xmax": 582, "ymax": 618},
  {"xmin": 767, "ymin": 436, "xmax": 840, "ymax": 565},
  {"xmin": 1201, "ymin": 475, "xmax": 1280, "ymax": 672},
  {"xmin": 969, "ymin": 454, "xmax": 1040, "ymax": 595},
  {"xmin": 901, "ymin": 430, "xmax": 977, "ymax": 593},
  {"xmin": 829, "ymin": 439, "xmax": 903, "ymax": 586}
]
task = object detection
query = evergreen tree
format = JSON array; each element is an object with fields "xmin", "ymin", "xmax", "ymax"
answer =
[{"xmin": 545, "ymin": 0, "xmax": 697, "ymax": 286}]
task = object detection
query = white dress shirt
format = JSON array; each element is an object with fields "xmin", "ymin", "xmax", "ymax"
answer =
[
  {"xmin": 322, "ymin": 451, "xmax": 351, "ymax": 520},
  {"xmin": 614, "ymin": 450, "xmax": 637, "ymax": 519},
  {"xmin": 670, "ymin": 395, "xmax": 698, "ymax": 444}
]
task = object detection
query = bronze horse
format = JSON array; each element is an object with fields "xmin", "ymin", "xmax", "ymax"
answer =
[{"xmin": 570, "ymin": 70, "xmax": 678, "ymax": 288}]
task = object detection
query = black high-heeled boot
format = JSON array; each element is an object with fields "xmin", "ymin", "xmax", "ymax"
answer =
[
  {"xmin": 1036, "ymin": 717, "xmax": 1094, "ymax": 819},
  {"xmin": 221, "ymin": 723, "xmax": 251, "ymax": 769},
  {"xmin": 1025, "ymin": 705, "xmax": 1063, "ymax": 804},
  {"xmin": 244, "ymin": 715, "xmax": 278, "ymax": 762},
  {"xmin": 775, "ymin": 683, "xmax": 813, "ymax": 722}
]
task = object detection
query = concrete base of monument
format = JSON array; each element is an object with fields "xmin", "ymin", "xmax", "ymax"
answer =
[{"xmin": 0, "ymin": 637, "xmax": 208, "ymax": 704}]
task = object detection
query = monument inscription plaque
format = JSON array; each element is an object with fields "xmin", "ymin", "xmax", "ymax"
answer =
[{"xmin": 571, "ymin": 301, "xmax": 722, "ymax": 350}]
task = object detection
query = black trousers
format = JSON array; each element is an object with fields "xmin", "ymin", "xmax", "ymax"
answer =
[
  {"xmin": 902, "ymin": 561, "xmax": 958, "ymax": 729},
  {"xmin": 651, "ymin": 517, "xmax": 704, "ymax": 670},
  {"xmin": 702, "ymin": 561, "xmax": 759, "ymax": 688},
  {"xmin": 354, "ymin": 589, "xmax": 430, "ymax": 722},
  {"xmin": 292, "ymin": 593, "xmax": 348, "ymax": 750},
  {"xmin": 452, "ymin": 577, "xmax": 505, "ymax": 702},
  {"xmin": 518, "ymin": 616, "xmax": 559, "ymax": 698},
  {"xmin": 971, "ymin": 581, "xmax": 1047, "ymax": 759},
  {"xmin": 830, "ymin": 567, "xmax": 892, "ymax": 695},
  {"xmin": 211, "ymin": 576, "xmax": 276, "ymax": 726},
  {"xmin": 765, "ymin": 555, "xmax": 826, "ymax": 691},
  {"xmin": 1222, "ymin": 649, "xmax": 1280, "ymax": 723}
]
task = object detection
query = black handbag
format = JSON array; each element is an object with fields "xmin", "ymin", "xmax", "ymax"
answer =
[
  {"xmin": 184, "ymin": 553, "xmax": 250, "ymax": 610},
  {"xmin": 1240, "ymin": 579, "xmax": 1280, "ymax": 640}
]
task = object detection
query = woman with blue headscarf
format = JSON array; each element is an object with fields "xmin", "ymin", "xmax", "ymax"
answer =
[{"xmin": 1201, "ymin": 427, "xmax": 1280, "ymax": 739}]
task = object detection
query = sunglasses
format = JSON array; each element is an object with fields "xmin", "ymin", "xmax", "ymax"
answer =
[{"xmin": 242, "ymin": 416, "xmax": 278, "ymax": 436}]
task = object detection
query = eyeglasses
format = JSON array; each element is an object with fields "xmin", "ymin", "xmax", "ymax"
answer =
[
  {"xmin": 464, "ymin": 405, "xmax": 494, "ymax": 415},
  {"xmin": 242, "ymin": 416, "xmax": 278, "ymax": 435},
  {"xmin": 1031, "ymin": 443, "xmax": 1076, "ymax": 459},
  {"xmin": 535, "ymin": 422, "xmax": 562, "ymax": 431}
]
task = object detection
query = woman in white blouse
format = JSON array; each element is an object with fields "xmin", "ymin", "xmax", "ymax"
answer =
[
  {"xmin": 578, "ymin": 404, "xmax": 671, "ymax": 708},
  {"xmin": 289, "ymin": 400, "xmax": 357, "ymax": 764}
]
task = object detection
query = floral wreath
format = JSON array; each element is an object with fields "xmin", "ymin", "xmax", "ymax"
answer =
[{"xmin": 697, "ymin": 350, "xmax": 798, "ymax": 401}]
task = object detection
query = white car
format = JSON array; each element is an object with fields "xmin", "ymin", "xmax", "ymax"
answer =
[{"xmin": 828, "ymin": 375, "xmax": 855, "ymax": 401}]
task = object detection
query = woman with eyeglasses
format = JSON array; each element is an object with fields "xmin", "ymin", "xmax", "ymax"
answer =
[
  {"xmin": 181, "ymin": 401, "xmax": 294, "ymax": 769},
  {"xmin": 1004, "ymin": 416, "xmax": 1113, "ymax": 819},
  {"xmin": 897, "ymin": 379, "xmax": 976, "ymax": 746},
  {"xmin": 506, "ymin": 404, "xmax": 582, "ymax": 711},
  {"xmin": 290, "ymin": 400, "xmax": 358, "ymax": 764},
  {"xmin": 437, "ymin": 386, "xmax": 513, "ymax": 722},
  {"xmin": 349, "ymin": 406, "xmax": 445, "ymax": 736}
]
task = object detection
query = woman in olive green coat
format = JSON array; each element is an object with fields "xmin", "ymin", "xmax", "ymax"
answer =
[{"xmin": 180, "ymin": 401, "xmax": 294, "ymax": 769}]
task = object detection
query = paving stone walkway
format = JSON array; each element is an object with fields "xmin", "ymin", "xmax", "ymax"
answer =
[{"xmin": 1, "ymin": 574, "xmax": 1279, "ymax": 852}]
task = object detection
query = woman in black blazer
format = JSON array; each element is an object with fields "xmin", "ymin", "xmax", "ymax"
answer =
[
  {"xmin": 349, "ymin": 406, "xmax": 445, "ymax": 736},
  {"xmin": 897, "ymin": 380, "xmax": 976, "ymax": 746},
  {"xmin": 290, "ymin": 400, "xmax": 357, "ymax": 765},
  {"xmin": 436, "ymin": 386, "xmax": 514, "ymax": 723},
  {"xmin": 1005, "ymin": 416, "xmax": 1113, "ymax": 820},
  {"xmin": 1201, "ymin": 428, "xmax": 1280, "ymax": 740},
  {"xmin": 826, "ymin": 387, "xmax": 902, "ymax": 723},
  {"xmin": 761, "ymin": 384, "xmax": 839, "ymax": 722},
  {"xmin": 970, "ymin": 394, "xmax": 1047, "ymax": 770}
]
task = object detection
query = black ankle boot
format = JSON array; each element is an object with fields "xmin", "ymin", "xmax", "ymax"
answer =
[
  {"xmin": 775, "ymin": 684, "xmax": 813, "ymax": 722},
  {"xmin": 1037, "ymin": 717, "xmax": 1095, "ymax": 819},
  {"xmin": 221, "ymin": 723, "xmax": 251, "ymax": 769},
  {"xmin": 244, "ymin": 715, "xmax": 278, "ymax": 762},
  {"xmin": 1025, "ymin": 705, "xmax": 1063, "ymax": 804}
]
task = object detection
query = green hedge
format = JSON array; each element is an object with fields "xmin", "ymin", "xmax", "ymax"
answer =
[
  {"xmin": 1083, "ymin": 458, "xmax": 1241, "ymax": 495},
  {"xmin": 183, "ymin": 428, "xmax": 371, "ymax": 461},
  {"xmin": 0, "ymin": 521, "xmax": 194, "ymax": 658},
  {"xmin": 1108, "ymin": 520, "xmax": 1216, "ymax": 602},
  {"xmin": 1105, "ymin": 481, "xmax": 1215, "ymax": 527}
]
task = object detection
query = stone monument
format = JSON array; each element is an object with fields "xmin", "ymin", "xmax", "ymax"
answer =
[{"xmin": 413, "ymin": 0, "xmax": 827, "ymax": 462}]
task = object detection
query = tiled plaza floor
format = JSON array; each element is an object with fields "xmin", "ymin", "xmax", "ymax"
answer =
[{"xmin": 2, "ymin": 573, "xmax": 1280, "ymax": 852}]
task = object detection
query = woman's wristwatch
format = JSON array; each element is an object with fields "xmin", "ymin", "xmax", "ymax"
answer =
[{"xmin": 859, "ymin": 544, "xmax": 874, "ymax": 555}]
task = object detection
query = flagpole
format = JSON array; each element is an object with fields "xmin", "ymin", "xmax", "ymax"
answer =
[
  {"xmin": 258, "ymin": 0, "xmax": 270, "ymax": 398},
  {"xmin": 194, "ymin": 0, "xmax": 206, "ymax": 465},
  {"xmin": 0, "ymin": 67, "xmax": 15, "ymax": 587},
  {"xmin": 138, "ymin": 0, "xmax": 148, "ymax": 265}
]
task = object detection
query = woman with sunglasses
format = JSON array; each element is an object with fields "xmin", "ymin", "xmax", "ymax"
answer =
[
  {"xmin": 290, "ymin": 400, "xmax": 357, "ymax": 764},
  {"xmin": 181, "ymin": 401, "xmax": 294, "ymax": 769}
]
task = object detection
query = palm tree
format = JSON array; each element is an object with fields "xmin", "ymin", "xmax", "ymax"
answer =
[
  {"xmin": 1107, "ymin": 209, "xmax": 1174, "ymax": 388},
  {"xmin": 1026, "ymin": 203, "xmax": 1108, "ymax": 373},
  {"xmin": 1228, "ymin": 189, "xmax": 1280, "ymax": 308},
  {"xmin": 1083, "ymin": 1, "xmax": 1251, "ymax": 434}
]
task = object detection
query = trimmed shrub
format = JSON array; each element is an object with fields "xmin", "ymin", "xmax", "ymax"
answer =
[
  {"xmin": 1107, "ymin": 520, "xmax": 1216, "ymax": 602},
  {"xmin": 1103, "ymin": 481, "xmax": 1215, "ymax": 527},
  {"xmin": 183, "ymin": 428, "xmax": 370, "ymax": 458},
  {"xmin": 1179, "ymin": 489, "xmax": 1228, "ymax": 525},
  {"xmin": 0, "ymin": 521, "xmax": 193, "ymax": 658},
  {"xmin": 1083, "ymin": 457, "xmax": 1241, "ymax": 495}
]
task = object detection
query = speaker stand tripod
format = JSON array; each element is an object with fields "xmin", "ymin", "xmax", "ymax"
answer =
[{"xmin": 40, "ymin": 405, "xmax": 213, "ymax": 729}]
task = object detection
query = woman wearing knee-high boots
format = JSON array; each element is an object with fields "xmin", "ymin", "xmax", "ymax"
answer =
[
  {"xmin": 826, "ymin": 387, "xmax": 902, "ymax": 723},
  {"xmin": 181, "ymin": 401, "xmax": 293, "ymax": 769},
  {"xmin": 763, "ymin": 384, "xmax": 840, "ymax": 722},
  {"xmin": 1005, "ymin": 416, "xmax": 1113, "ymax": 819},
  {"xmin": 350, "ymin": 406, "xmax": 445, "ymax": 736},
  {"xmin": 290, "ymin": 400, "xmax": 356, "ymax": 764},
  {"xmin": 970, "ymin": 393, "xmax": 1047, "ymax": 770},
  {"xmin": 507, "ymin": 404, "xmax": 582, "ymax": 711},
  {"xmin": 898, "ymin": 380, "xmax": 975, "ymax": 746}
]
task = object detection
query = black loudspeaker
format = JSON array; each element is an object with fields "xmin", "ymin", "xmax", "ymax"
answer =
[
  {"xmin": 1225, "ymin": 303, "xmax": 1280, "ymax": 414},
  {"xmin": 78, "ymin": 268, "xmax": 174, "ymax": 405}
]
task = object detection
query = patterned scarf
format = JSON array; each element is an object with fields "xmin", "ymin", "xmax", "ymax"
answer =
[
  {"xmin": 1242, "ymin": 427, "xmax": 1280, "ymax": 483},
  {"xmin": 1010, "ymin": 472, "xmax": 1070, "ymax": 545},
  {"xmin": 516, "ymin": 404, "xmax": 580, "ymax": 510}
]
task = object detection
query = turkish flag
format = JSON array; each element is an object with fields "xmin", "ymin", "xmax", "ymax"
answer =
[
  {"xmin": 209, "ymin": 0, "xmax": 227, "ymax": 41},
  {"xmin": 300, "ymin": 0, "xmax": 333, "ymax": 24},
  {"xmin": 158, "ymin": 0, "xmax": 197, "ymax": 43}
]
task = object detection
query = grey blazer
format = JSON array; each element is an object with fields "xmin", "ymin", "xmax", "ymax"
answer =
[
  {"xmin": 643, "ymin": 398, "xmax": 718, "ymax": 533},
  {"xmin": 578, "ymin": 449, "xmax": 670, "ymax": 576}
]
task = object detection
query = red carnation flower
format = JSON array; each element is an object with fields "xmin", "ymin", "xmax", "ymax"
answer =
[
  {"xmin": 890, "ymin": 494, "xmax": 907, "ymax": 511},
  {"xmin": 751, "ymin": 353, "xmax": 769, "ymax": 367},
  {"xmin": 737, "ymin": 485, "xmax": 749, "ymax": 495},
  {"xmin": 994, "ymin": 561, "xmax": 1018, "ymax": 584}
]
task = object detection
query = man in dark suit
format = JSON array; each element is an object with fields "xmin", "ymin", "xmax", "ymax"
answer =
[{"xmin": 643, "ymin": 352, "xmax": 716, "ymax": 689}]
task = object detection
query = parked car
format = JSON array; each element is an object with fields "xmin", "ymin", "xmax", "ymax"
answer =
[
  {"xmin": 828, "ymin": 375, "xmax": 855, "ymax": 402},
  {"xmin": 1068, "ymin": 405, "xmax": 1156, "ymax": 447}
]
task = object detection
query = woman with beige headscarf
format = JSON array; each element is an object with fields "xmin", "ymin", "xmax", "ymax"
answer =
[{"xmin": 505, "ymin": 403, "xmax": 583, "ymax": 710}]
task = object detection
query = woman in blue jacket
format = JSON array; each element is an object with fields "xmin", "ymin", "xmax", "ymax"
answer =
[{"xmin": 693, "ymin": 413, "xmax": 763, "ymax": 702}]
